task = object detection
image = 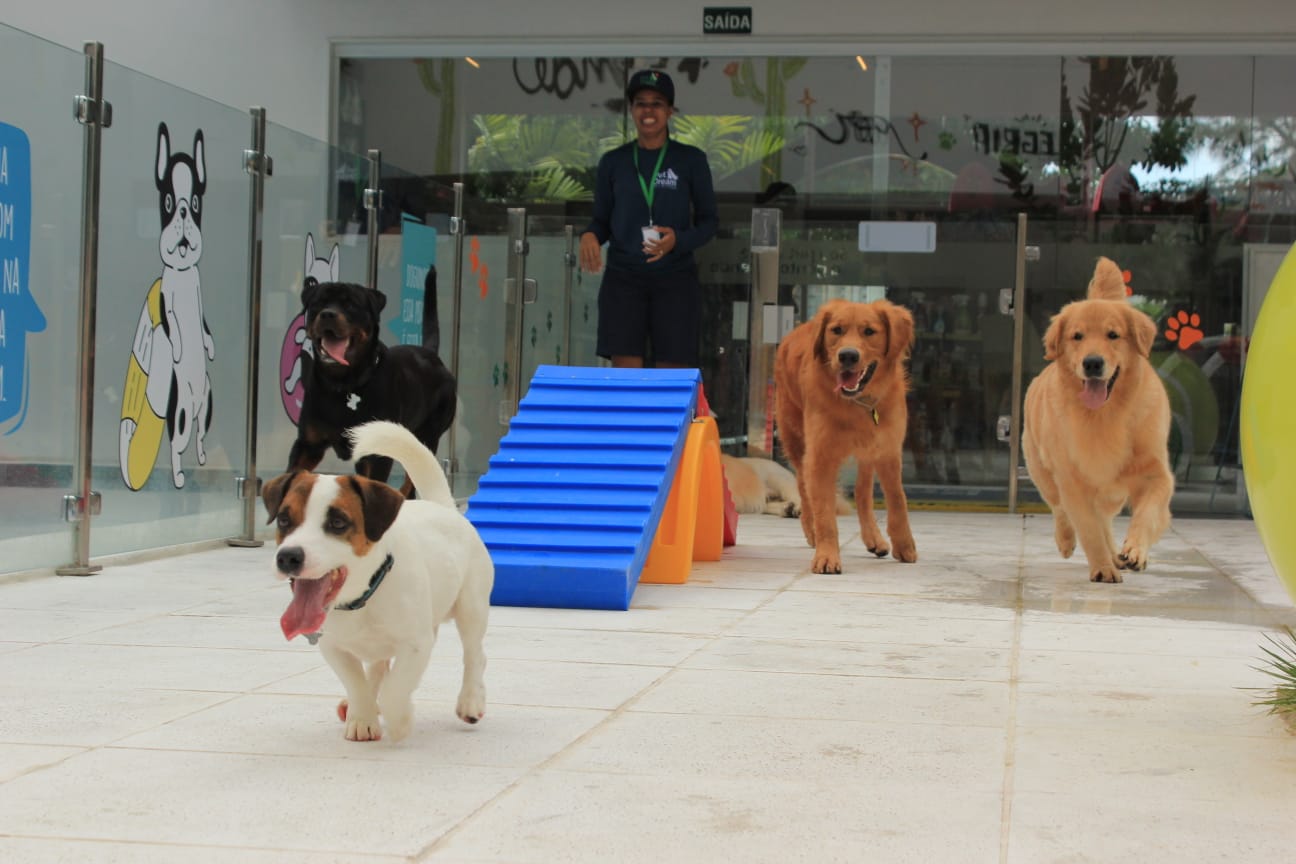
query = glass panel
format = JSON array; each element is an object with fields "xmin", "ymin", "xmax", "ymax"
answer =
[
  {"xmin": 91, "ymin": 60, "xmax": 252, "ymax": 555},
  {"xmin": 342, "ymin": 49, "xmax": 1294, "ymax": 519},
  {"xmin": 453, "ymin": 214, "xmax": 511, "ymax": 499},
  {"xmin": 0, "ymin": 24, "xmax": 82, "ymax": 572},
  {"xmin": 1042, "ymin": 55, "xmax": 1265, "ymax": 515},
  {"xmin": 521, "ymin": 212, "xmax": 572, "ymax": 383},
  {"xmin": 258, "ymin": 120, "xmax": 369, "ymax": 492}
]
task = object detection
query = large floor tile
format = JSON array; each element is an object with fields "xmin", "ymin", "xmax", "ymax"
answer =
[
  {"xmin": 0, "ymin": 743, "xmax": 85, "ymax": 783},
  {"xmin": 429, "ymin": 770, "xmax": 1004, "ymax": 864},
  {"xmin": 556, "ymin": 711, "xmax": 1008, "ymax": 790},
  {"xmin": 630, "ymin": 668, "xmax": 1010, "ymax": 726},
  {"xmin": 110, "ymin": 692, "xmax": 608, "ymax": 768},
  {"xmin": 1006, "ymin": 789, "xmax": 1296, "ymax": 864},
  {"xmin": 0, "ymin": 838, "xmax": 405, "ymax": 864},
  {"xmin": 683, "ymin": 634, "xmax": 1011, "ymax": 680},
  {"xmin": 0, "ymin": 748, "xmax": 516, "ymax": 858}
]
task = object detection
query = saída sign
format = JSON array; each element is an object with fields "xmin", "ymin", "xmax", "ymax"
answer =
[{"xmin": 703, "ymin": 7, "xmax": 752, "ymax": 35}]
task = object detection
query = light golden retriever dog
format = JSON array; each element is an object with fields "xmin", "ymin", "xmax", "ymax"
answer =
[
  {"xmin": 720, "ymin": 453, "xmax": 853, "ymax": 518},
  {"xmin": 775, "ymin": 298, "xmax": 917, "ymax": 574},
  {"xmin": 1023, "ymin": 257, "xmax": 1174, "ymax": 583}
]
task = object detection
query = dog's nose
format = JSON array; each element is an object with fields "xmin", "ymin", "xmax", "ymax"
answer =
[
  {"xmin": 1082, "ymin": 355, "xmax": 1105, "ymax": 378},
  {"xmin": 318, "ymin": 309, "xmax": 337, "ymax": 322},
  {"xmin": 838, "ymin": 348, "xmax": 860, "ymax": 368},
  {"xmin": 276, "ymin": 546, "xmax": 305, "ymax": 575}
]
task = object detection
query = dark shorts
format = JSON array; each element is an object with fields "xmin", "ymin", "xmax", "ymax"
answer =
[{"xmin": 596, "ymin": 267, "xmax": 701, "ymax": 366}]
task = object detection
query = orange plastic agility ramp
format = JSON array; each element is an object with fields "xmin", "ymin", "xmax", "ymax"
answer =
[{"xmin": 640, "ymin": 416, "xmax": 724, "ymax": 584}]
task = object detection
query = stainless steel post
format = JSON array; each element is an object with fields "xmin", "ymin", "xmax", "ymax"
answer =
[
  {"xmin": 562, "ymin": 224, "xmax": 575, "ymax": 365},
  {"xmin": 745, "ymin": 208, "xmax": 782, "ymax": 454},
  {"xmin": 444, "ymin": 182, "xmax": 465, "ymax": 488},
  {"xmin": 501, "ymin": 207, "xmax": 536, "ymax": 426},
  {"xmin": 58, "ymin": 42, "xmax": 112, "ymax": 576},
  {"xmin": 364, "ymin": 149, "xmax": 382, "ymax": 292},
  {"xmin": 1007, "ymin": 212, "xmax": 1029, "ymax": 514},
  {"xmin": 229, "ymin": 107, "xmax": 272, "ymax": 547}
]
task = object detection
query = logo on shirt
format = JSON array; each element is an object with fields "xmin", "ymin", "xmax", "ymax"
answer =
[{"xmin": 656, "ymin": 168, "xmax": 679, "ymax": 190}]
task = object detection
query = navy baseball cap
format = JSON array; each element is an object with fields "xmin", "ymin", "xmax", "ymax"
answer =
[{"xmin": 626, "ymin": 69, "xmax": 675, "ymax": 106}]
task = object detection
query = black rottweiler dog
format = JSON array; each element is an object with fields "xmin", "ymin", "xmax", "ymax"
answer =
[{"xmin": 287, "ymin": 269, "xmax": 455, "ymax": 498}]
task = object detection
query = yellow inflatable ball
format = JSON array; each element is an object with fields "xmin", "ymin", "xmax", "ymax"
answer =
[{"xmin": 1241, "ymin": 242, "xmax": 1296, "ymax": 604}]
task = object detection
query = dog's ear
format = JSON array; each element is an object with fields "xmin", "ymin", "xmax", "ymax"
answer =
[
  {"xmin": 1043, "ymin": 309, "xmax": 1067, "ymax": 361},
  {"xmin": 367, "ymin": 288, "xmax": 388, "ymax": 320},
  {"xmin": 1127, "ymin": 306, "xmax": 1157, "ymax": 358},
  {"xmin": 350, "ymin": 476, "xmax": 405, "ymax": 542},
  {"xmin": 301, "ymin": 279, "xmax": 320, "ymax": 310},
  {"xmin": 812, "ymin": 300, "xmax": 841, "ymax": 365},
  {"xmin": 882, "ymin": 301, "xmax": 915, "ymax": 362},
  {"xmin": 262, "ymin": 472, "xmax": 296, "ymax": 523},
  {"xmin": 155, "ymin": 122, "xmax": 171, "ymax": 189},
  {"xmin": 192, "ymin": 129, "xmax": 206, "ymax": 192}
]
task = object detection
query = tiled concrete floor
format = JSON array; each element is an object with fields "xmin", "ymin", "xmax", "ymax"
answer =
[{"xmin": 0, "ymin": 511, "xmax": 1293, "ymax": 863}]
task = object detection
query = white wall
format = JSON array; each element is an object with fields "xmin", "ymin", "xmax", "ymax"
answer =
[{"xmin": 4, "ymin": 0, "xmax": 1296, "ymax": 140}]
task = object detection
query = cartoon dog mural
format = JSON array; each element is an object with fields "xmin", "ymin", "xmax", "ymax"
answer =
[
  {"xmin": 119, "ymin": 123, "xmax": 214, "ymax": 490},
  {"xmin": 279, "ymin": 233, "xmax": 341, "ymax": 425}
]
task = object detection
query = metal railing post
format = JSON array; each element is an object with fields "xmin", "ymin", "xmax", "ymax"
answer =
[
  {"xmin": 229, "ymin": 107, "xmax": 272, "ymax": 547},
  {"xmin": 364, "ymin": 149, "xmax": 382, "ymax": 292},
  {"xmin": 501, "ymin": 207, "xmax": 536, "ymax": 426},
  {"xmin": 444, "ymin": 182, "xmax": 466, "ymax": 487},
  {"xmin": 1007, "ymin": 212, "xmax": 1029, "ymax": 514},
  {"xmin": 58, "ymin": 42, "xmax": 113, "ymax": 576},
  {"xmin": 562, "ymin": 224, "xmax": 576, "ymax": 365}
]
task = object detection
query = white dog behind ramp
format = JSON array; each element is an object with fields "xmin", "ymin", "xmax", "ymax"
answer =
[
  {"xmin": 262, "ymin": 420, "xmax": 493, "ymax": 742},
  {"xmin": 721, "ymin": 454, "xmax": 853, "ymax": 518}
]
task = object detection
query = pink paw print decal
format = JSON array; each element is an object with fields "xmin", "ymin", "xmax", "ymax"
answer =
[{"xmin": 1165, "ymin": 310, "xmax": 1204, "ymax": 350}]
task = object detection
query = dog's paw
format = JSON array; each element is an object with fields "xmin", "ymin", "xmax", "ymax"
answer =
[
  {"xmin": 1055, "ymin": 524, "xmax": 1076, "ymax": 559},
  {"xmin": 865, "ymin": 541, "xmax": 890, "ymax": 558},
  {"xmin": 1118, "ymin": 542, "xmax": 1148, "ymax": 571},
  {"xmin": 457, "ymin": 685, "xmax": 487, "ymax": 725},
  {"xmin": 890, "ymin": 536, "xmax": 918, "ymax": 563},
  {"xmin": 384, "ymin": 703, "xmax": 415, "ymax": 742},
  {"xmin": 782, "ymin": 501, "xmax": 801, "ymax": 518},
  {"xmin": 810, "ymin": 550, "xmax": 842, "ymax": 574},
  {"xmin": 1089, "ymin": 565, "xmax": 1124, "ymax": 584}
]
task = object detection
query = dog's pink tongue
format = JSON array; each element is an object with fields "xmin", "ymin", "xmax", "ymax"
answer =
[
  {"xmin": 321, "ymin": 336, "xmax": 350, "ymax": 365},
  {"xmin": 281, "ymin": 577, "xmax": 331, "ymax": 641},
  {"xmin": 836, "ymin": 368, "xmax": 865, "ymax": 393},
  {"xmin": 1080, "ymin": 379, "xmax": 1108, "ymax": 410}
]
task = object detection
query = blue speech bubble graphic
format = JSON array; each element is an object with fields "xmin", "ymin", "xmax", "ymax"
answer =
[{"xmin": 0, "ymin": 122, "xmax": 46, "ymax": 434}]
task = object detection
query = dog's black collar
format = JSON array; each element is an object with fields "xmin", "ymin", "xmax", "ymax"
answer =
[{"xmin": 333, "ymin": 554, "xmax": 394, "ymax": 612}]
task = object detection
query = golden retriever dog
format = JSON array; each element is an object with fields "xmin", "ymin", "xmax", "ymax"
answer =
[
  {"xmin": 1022, "ymin": 257, "xmax": 1174, "ymax": 583},
  {"xmin": 775, "ymin": 298, "xmax": 917, "ymax": 574},
  {"xmin": 720, "ymin": 453, "xmax": 853, "ymax": 518}
]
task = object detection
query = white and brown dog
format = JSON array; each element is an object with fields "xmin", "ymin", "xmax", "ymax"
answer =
[{"xmin": 262, "ymin": 420, "xmax": 492, "ymax": 742}]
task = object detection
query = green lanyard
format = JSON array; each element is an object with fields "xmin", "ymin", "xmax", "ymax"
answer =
[{"xmin": 633, "ymin": 139, "xmax": 669, "ymax": 224}]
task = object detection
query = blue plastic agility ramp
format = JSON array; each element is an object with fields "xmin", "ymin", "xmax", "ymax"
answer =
[{"xmin": 466, "ymin": 365, "xmax": 700, "ymax": 610}]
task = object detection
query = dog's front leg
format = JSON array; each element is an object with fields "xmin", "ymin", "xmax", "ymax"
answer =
[
  {"xmin": 803, "ymin": 449, "xmax": 844, "ymax": 574},
  {"xmin": 377, "ymin": 641, "xmax": 433, "ymax": 743},
  {"xmin": 853, "ymin": 463, "xmax": 888, "ymax": 557},
  {"xmin": 321, "ymin": 640, "xmax": 383, "ymax": 741},
  {"xmin": 1060, "ymin": 491, "xmax": 1122, "ymax": 583},
  {"xmin": 874, "ymin": 455, "xmax": 917, "ymax": 563},
  {"xmin": 1119, "ymin": 463, "xmax": 1173, "ymax": 571}
]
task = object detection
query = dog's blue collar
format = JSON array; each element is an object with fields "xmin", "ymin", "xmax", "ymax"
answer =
[{"xmin": 333, "ymin": 554, "xmax": 395, "ymax": 612}]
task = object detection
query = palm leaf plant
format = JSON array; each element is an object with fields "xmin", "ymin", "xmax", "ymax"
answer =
[{"xmin": 1251, "ymin": 626, "xmax": 1296, "ymax": 730}]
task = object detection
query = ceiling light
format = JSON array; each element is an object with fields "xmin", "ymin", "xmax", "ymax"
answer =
[
  {"xmin": 465, "ymin": 57, "xmax": 480, "ymax": 69},
  {"xmin": 856, "ymin": 55, "xmax": 868, "ymax": 72}
]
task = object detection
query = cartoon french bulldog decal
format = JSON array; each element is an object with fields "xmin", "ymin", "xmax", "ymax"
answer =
[{"xmin": 119, "ymin": 122, "xmax": 214, "ymax": 489}]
